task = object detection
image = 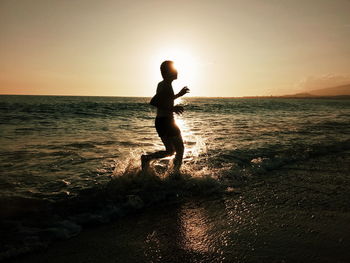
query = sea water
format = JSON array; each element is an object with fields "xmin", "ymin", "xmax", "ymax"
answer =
[
  {"xmin": 1, "ymin": 95, "xmax": 349, "ymax": 201},
  {"xmin": 1, "ymin": 95, "xmax": 350, "ymax": 259}
]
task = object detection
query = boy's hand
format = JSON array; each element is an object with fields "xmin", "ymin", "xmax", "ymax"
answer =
[
  {"xmin": 173, "ymin": 105, "xmax": 184, "ymax": 115},
  {"xmin": 178, "ymin": 86, "xmax": 190, "ymax": 97}
]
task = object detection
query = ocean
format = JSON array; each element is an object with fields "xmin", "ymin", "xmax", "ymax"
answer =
[{"xmin": 1, "ymin": 95, "xmax": 350, "ymax": 259}]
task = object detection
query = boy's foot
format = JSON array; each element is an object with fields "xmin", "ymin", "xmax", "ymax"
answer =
[
  {"xmin": 169, "ymin": 170, "xmax": 182, "ymax": 180},
  {"xmin": 169, "ymin": 164, "xmax": 182, "ymax": 179},
  {"xmin": 173, "ymin": 162, "xmax": 181, "ymax": 173},
  {"xmin": 141, "ymin": 155, "xmax": 151, "ymax": 171}
]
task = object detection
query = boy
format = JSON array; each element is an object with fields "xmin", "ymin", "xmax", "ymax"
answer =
[{"xmin": 141, "ymin": 60, "xmax": 189, "ymax": 172}]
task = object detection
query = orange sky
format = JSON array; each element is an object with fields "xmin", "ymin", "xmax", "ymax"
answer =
[{"xmin": 1, "ymin": 0, "xmax": 350, "ymax": 97}]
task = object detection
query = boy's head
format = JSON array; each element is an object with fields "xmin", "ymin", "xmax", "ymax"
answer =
[{"xmin": 160, "ymin": 60, "xmax": 178, "ymax": 81}]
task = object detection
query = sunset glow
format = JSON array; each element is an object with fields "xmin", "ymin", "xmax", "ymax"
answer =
[{"xmin": 1, "ymin": 0, "xmax": 350, "ymax": 97}]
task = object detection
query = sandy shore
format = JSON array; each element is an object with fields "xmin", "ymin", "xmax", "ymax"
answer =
[{"xmin": 9, "ymin": 151, "xmax": 350, "ymax": 263}]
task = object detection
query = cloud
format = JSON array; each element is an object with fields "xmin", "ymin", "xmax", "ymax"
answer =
[{"xmin": 296, "ymin": 74, "xmax": 350, "ymax": 92}]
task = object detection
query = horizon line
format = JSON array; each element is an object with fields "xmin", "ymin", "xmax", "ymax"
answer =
[
  {"xmin": 0, "ymin": 93, "xmax": 276, "ymax": 98},
  {"xmin": 1, "ymin": 94, "xmax": 349, "ymax": 99}
]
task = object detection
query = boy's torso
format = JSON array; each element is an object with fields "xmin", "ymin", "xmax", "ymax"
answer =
[{"xmin": 156, "ymin": 81, "xmax": 174, "ymax": 118}]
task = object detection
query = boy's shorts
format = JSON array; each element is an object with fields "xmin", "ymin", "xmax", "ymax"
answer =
[{"xmin": 155, "ymin": 117, "xmax": 181, "ymax": 137}]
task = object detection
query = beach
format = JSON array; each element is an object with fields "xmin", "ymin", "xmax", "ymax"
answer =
[{"xmin": 8, "ymin": 150, "xmax": 350, "ymax": 263}]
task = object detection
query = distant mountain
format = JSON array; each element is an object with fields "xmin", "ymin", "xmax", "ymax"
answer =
[
  {"xmin": 305, "ymin": 84, "xmax": 350, "ymax": 96},
  {"xmin": 283, "ymin": 92, "xmax": 313, "ymax": 97},
  {"xmin": 282, "ymin": 84, "xmax": 350, "ymax": 98}
]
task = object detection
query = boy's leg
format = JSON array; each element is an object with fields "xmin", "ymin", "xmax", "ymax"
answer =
[
  {"xmin": 141, "ymin": 136, "xmax": 175, "ymax": 170},
  {"xmin": 171, "ymin": 135, "xmax": 184, "ymax": 171}
]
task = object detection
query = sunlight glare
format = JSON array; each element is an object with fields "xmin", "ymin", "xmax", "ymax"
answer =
[{"xmin": 151, "ymin": 47, "xmax": 198, "ymax": 94}]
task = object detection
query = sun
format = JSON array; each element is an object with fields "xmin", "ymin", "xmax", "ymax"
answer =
[{"xmin": 151, "ymin": 47, "xmax": 198, "ymax": 94}]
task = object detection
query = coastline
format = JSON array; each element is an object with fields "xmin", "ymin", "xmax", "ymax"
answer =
[{"xmin": 8, "ymin": 151, "xmax": 350, "ymax": 263}]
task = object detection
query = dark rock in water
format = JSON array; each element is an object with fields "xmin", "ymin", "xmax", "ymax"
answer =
[
  {"xmin": 38, "ymin": 220, "xmax": 81, "ymax": 241},
  {"xmin": 125, "ymin": 195, "xmax": 144, "ymax": 209},
  {"xmin": 70, "ymin": 213, "xmax": 109, "ymax": 226},
  {"xmin": 100, "ymin": 205, "xmax": 124, "ymax": 219},
  {"xmin": 0, "ymin": 196, "xmax": 52, "ymax": 219},
  {"xmin": 67, "ymin": 204, "xmax": 124, "ymax": 227}
]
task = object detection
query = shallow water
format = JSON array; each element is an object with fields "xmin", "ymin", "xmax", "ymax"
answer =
[{"xmin": 1, "ymin": 95, "xmax": 349, "ymax": 200}]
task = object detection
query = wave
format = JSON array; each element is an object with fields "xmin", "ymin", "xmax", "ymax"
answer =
[{"xmin": 211, "ymin": 139, "xmax": 350, "ymax": 179}]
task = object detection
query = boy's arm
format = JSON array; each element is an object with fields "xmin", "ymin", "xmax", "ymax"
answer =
[
  {"xmin": 149, "ymin": 94, "xmax": 159, "ymax": 107},
  {"xmin": 150, "ymin": 91, "xmax": 174, "ymax": 111},
  {"xmin": 150, "ymin": 84, "xmax": 163, "ymax": 107},
  {"xmin": 150, "ymin": 91, "xmax": 184, "ymax": 114},
  {"xmin": 150, "ymin": 83, "xmax": 186, "ymax": 114},
  {"xmin": 150, "ymin": 95, "xmax": 183, "ymax": 114},
  {"xmin": 174, "ymin": 86, "xmax": 190, "ymax": 99}
]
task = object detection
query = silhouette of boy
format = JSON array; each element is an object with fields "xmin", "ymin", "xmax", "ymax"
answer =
[{"xmin": 141, "ymin": 60, "xmax": 189, "ymax": 173}]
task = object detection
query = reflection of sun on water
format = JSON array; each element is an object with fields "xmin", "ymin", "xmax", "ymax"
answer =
[
  {"xmin": 180, "ymin": 206, "xmax": 211, "ymax": 253},
  {"xmin": 175, "ymin": 97, "xmax": 184, "ymax": 105},
  {"xmin": 175, "ymin": 115, "xmax": 206, "ymax": 164}
]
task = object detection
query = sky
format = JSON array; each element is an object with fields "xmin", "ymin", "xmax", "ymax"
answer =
[{"xmin": 1, "ymin": 0, "xmax": 350, "ymax": 97}]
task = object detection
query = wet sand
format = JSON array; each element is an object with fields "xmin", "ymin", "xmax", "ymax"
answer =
[{"xmin": 9, "ymin": 151, "xmax": 350, "ymax": 263}]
